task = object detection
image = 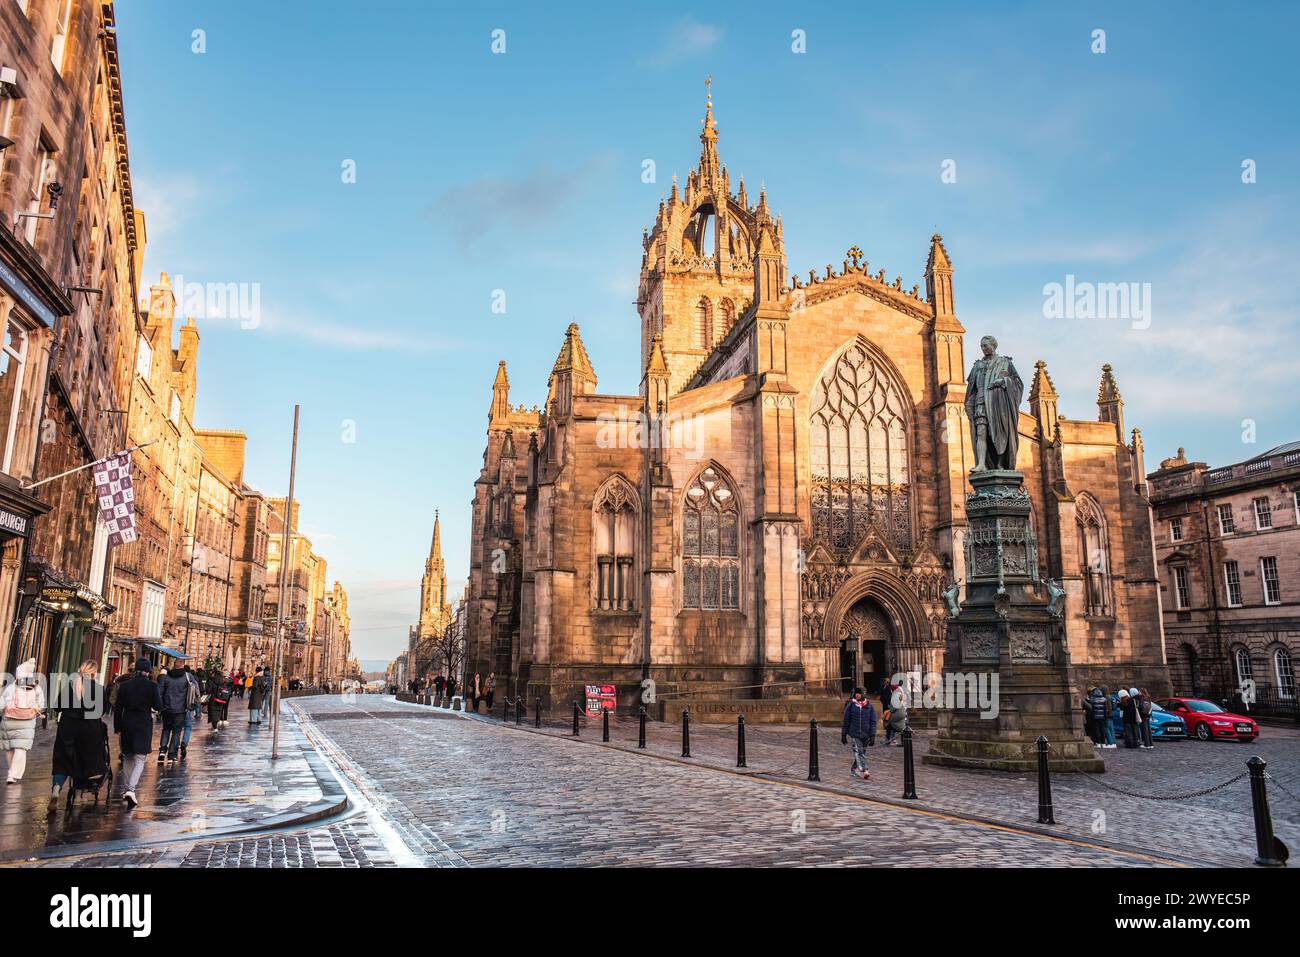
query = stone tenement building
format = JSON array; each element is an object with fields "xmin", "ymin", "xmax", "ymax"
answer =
[
  {"xmin": 1148, "ymin": 443, "xmax": 1299, "ymax": 707},
  {"xmin": 2, "ymin": 2, "xmax": 144, "ymax": 677},
  {"xmin": 463, "ymin": 94, "xmax": 1170, "ymax": 708}
]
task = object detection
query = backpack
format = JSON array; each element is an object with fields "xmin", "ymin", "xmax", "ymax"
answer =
[
  {"xmin": 4, "ymin": 683, "xmax": 42, "ymax": 720},
  {"xmin": 185, "ymin": 674, "xmax": 202, "ymax": 710}
]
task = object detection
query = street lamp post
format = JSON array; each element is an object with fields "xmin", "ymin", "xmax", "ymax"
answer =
[{"xmin": 270, "ymin": 404, "xmax": 300, "ymax": 760}]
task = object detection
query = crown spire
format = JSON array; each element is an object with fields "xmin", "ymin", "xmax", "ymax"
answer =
[{"xmin": 698, "ymin": 75, "xmax": 719, "ymax": 181}]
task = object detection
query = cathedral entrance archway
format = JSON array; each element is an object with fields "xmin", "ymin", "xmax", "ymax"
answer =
[
  {"xmin": 839, "ymin": 599, "xmax": 893, "ymax": 695},
  {"xmin": 821, "ymin": 568, "xmax": 931, "ymax": 695}
]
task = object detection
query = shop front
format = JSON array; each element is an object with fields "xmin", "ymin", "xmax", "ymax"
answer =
[
  {"xmin": 0, "ymin": 485, "xmax": 49, "ymax": 675},
  {"xmin": 6, "ymin": 565, "xmax": 113, "ymax": 695}
]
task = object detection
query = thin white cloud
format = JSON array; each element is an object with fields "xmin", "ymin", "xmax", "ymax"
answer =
[{"xmin": 642, "ymin": 17, "xmax": 723, "ymax": 67}]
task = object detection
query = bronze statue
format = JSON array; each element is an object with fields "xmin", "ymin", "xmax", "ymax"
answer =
[{"xmin": 965, "ymin": 335, "xmax": 1024, "ymax": 471}]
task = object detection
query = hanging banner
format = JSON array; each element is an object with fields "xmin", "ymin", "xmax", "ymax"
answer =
[{"xmin": 92, "ymin": 453, "xmax": 137, "ymax": 546}]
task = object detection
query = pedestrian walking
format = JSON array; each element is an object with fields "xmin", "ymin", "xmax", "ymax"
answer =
[
  {"xmin": 207, "ymin": 672, "xmax": 232, "ymax": 728},
  {"xmin": 884, "ymin": 681, "xmax": 908, "ymax": 746},
  {"xmin": 1137, "ymin": 687, "xmax": 1155, "ymax": 749},
  {"xmin": 113, "ymin": 657, "xmax": 163, "ymax": 809},
  {"xmin": 180, "ymin": 666, "xmax": 201, "ymax": 760},
  {"xmin": 471, "ymin": 672, "xmax": 482, "ymax": 713},
  {"xmin": 840, "ymin": 686, "xmax": 876, "ymax": 781},
  {"xmin": 1, "ymin": 659, "xmax": 45, "ymax": 784},
  {"xmin": 445, "ymin": 676, "xmax": 457, "ymax": 708},
  {"xmin": 485, "ymin": 673, "xmax": 497, "ymax": 711},
  {"xmin": 158, "ymin": 665, "xmax": 190, "ymax": 763},
  {"xmin": 1118, "ymin": 687, "xmax": 1139, "ymax": 748},
  {"xmin": 51, "ymin": 659, "xmax": 108, "ymax": 803},
  {"xmin": 248, "ymin": 668, "xmax": 269, "ymax": 725},
  {"xmin": 434, "ymin": 674, "xmax": 445, "ymax": 703}
]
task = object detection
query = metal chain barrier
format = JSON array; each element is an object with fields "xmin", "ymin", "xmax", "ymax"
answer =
[
  {"xmin": 1043, "ymin": 740, "xmax": 1251, "ymax": 800},
  {"xmin": 1265, "ymin": 770, "xmax": 1300, "ymax": 804}
]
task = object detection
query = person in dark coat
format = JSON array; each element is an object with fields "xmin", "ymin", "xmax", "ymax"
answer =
[
  {"xmin": 247, "ymin": 668, "xmax": 269, "ymax": 725},
  {"xmin": 51, "ymin": 659, "xmax": 109, "ymax": 803},
  {"xmin": 206, "ymin": 672, "xmax": 232, "ymax": 728},
  {"xmin": 445, "ymin": 676, "xmax": 457, "ymax": 708},
  {"xmin": 434, "ymin": 674, "xmax": 446, "ymax": 702},
  {"xmin": 840, "ymin": 686, "xmax": 877, "ymax": 781},
  {"xmin": 158, "ymin": 666, "xmax": 190, "ymax": 763},
  {"xmin": 113, "ymin": 656, "xmax": 162, "ymax": 808},
  {"xmin": 1085, "ymin": 687, "xmax": 1108, "ymax": 745},
  {"xmin": 1119, "ymin": 688, "xmax": 1139, "ymax": 748}
]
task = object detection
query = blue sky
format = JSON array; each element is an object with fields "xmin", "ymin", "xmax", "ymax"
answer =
[{"xmin": 113, "ymin": 1, "xmax": 1300, "ymax": 665}]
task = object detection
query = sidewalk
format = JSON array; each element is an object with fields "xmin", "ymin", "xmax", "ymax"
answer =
[
  {"xmin": 485, "ymin": 705, "xmax": 1300, "ymax": 867},
  {"xmin": 0, "ymin": 700, "xmax": 346, "ymax": 863}
]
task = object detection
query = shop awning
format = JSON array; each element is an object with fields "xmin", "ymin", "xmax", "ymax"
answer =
[{"xmin": 140, "ymin": 642, "xmax": 192, "ymax": 661}]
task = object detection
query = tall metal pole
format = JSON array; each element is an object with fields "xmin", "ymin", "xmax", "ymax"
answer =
[{"xmin": 271, "ymin": 405, "xmax": 300, "ymax": 760}]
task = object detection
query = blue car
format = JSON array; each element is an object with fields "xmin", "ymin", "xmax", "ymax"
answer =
[{"xmin": 1110, "ymin": 696, "xmax": 1187, "ymax": 739}]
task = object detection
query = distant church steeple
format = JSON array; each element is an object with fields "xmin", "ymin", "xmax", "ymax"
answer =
[{"xmin": 418, "ymin": 509, "xmax": 451, "ymax": 639}]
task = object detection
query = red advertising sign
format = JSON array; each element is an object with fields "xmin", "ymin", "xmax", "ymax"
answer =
[{"xmin": 585, "ymin": 684, "xmax": 616, "ymax": 718}]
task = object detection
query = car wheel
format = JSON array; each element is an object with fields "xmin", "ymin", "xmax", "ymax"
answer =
[{"xmin": 1195, "ymin": 723, "xmax": 1211, "ymax": 741}]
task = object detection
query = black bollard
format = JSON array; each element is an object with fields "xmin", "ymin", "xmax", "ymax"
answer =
[
  {"xmin": 737, "ymin": 713, "xmax": 747, "ymax": 768},
  {"xmin": 1036, "ymin": 736, "xmax": 1055, "ymax": 824},
  {"xmin": 534, "ymin": 697, "xmax": 541, "ymax": 728},
  {"xmin": 807, "ymin": 718, "xmax": 821, "ymax": 781},
  {"xmin": 602, "ymin": 707, "xmax": 610, "ymax": 742},
  {"xmin": 638, "ymin": 706, "xmax": 647, "ymax": 749},
  {"xmin": 515, "ymin": 697, "xmax": 523, "ymax": 725},
  {"xmin": 902, "ymin": 725, "xmax": 918, "ymax": 799},
  {"xmin": 1247, "ymin": 756, "xmax": 1288, "ymax": 866},
  {"xmin": 572, "ymin": 700, "xmax": 580, "ymax": 736},
  {"xmin": 681, "ymin": 708, "xmax": 691, "ymax": 757}
]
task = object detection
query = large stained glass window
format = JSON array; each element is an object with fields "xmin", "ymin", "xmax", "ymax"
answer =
[
  {"xmin": 682, "ymin": 466, "xmax": 740, "ymax": 610},
  {"xmin": 809, "ymin": 343, "xmax": 911, "ymax": 551}
]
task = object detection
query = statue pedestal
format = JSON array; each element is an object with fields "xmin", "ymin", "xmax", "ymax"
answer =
[{"xmin": 923, "ymin": 470, "xmax": 1103, "ymax": 773}]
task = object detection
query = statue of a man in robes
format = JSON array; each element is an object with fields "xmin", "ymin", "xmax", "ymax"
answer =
[{"xmin": 965, "ymin": 335, "xmax": 1024, "ymax": 471}]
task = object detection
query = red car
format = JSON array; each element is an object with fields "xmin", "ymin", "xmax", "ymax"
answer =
[{"xmin": 1157, "ymin": 697, "xmax": 1259, "ymax": 742}]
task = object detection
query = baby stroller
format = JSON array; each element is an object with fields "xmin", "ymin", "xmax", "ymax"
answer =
[{"xmin": 65, "ymin": 721, "xmax": 114, "ymax": 810}]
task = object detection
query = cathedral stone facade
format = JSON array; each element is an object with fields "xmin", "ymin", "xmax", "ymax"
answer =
[{"xmin": 463, "ymin": 96, "xmax": 1170, "ymax": 709}]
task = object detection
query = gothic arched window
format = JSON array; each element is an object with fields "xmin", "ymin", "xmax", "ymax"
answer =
[
  {"xmin": 693, "ymin": 298, "xmax": 713, "ymax": 350},
  {"xmin": 719, "ymin": 298, "xmax": 736, "ymax": 340},
  {"xmin": 682, "ymin": 466, "xmax": 740, "ymax": 610},
  {"xmin": 1076, "ymin": 494, "xmax": 1113, "ymax": 617},
  {"xmin": 593, "ymin": 477, "xmax": 638, "ymax": 610},
  {"xmin": 809, "ymin": 343, "xmax": 911, "ymax": 550}
]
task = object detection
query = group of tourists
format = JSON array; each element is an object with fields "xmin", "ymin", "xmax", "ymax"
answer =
[
  {"xmin": 407, "ymin": 672, "xmax": 499, "ymax": 713},
  {"xmin": 1083, "ymin": 685, "xmax": 1157, "ymax": 750},
  {"xmin": 0, "ymin": 655, "xmax": 275, "ymax": 811},
  {"xmin": 839, "ymin": 680, "xmax": 910, "ymax": 782}
]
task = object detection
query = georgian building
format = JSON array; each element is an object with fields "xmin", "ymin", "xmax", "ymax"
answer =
[
  {"xmin": 463, "ymin": 95, "xmax": 1170, "ymax": 709},
  {"xmin": 1148, "ymin": 442, "xmax": 1299, "ymax": 709}
]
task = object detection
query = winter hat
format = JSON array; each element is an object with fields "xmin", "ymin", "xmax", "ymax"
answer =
[
  {"xmin": 135, "ymin": 656, "xmax": 153, "ymax": 673},
  {"xmin": 15, "ymin": 658, "xmax": 36, "ymax": 680},
  {"xmin": 1118, "ymin": 688, "xmax": 1129, "ymax": 697},
  {"xmin": 1129, "ymin": 687, "xmax": 1140, "ymax": 697}
]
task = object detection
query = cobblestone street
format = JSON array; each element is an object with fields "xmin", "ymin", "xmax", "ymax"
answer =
[{"xmin": 17, "ymin": 694, "xmax": 1298, "ymax": 868}]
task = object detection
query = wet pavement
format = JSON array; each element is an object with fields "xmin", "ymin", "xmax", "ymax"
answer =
[{"xmin": 0, "ymin": 699, "xmax": 344, "ymax": 862}]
